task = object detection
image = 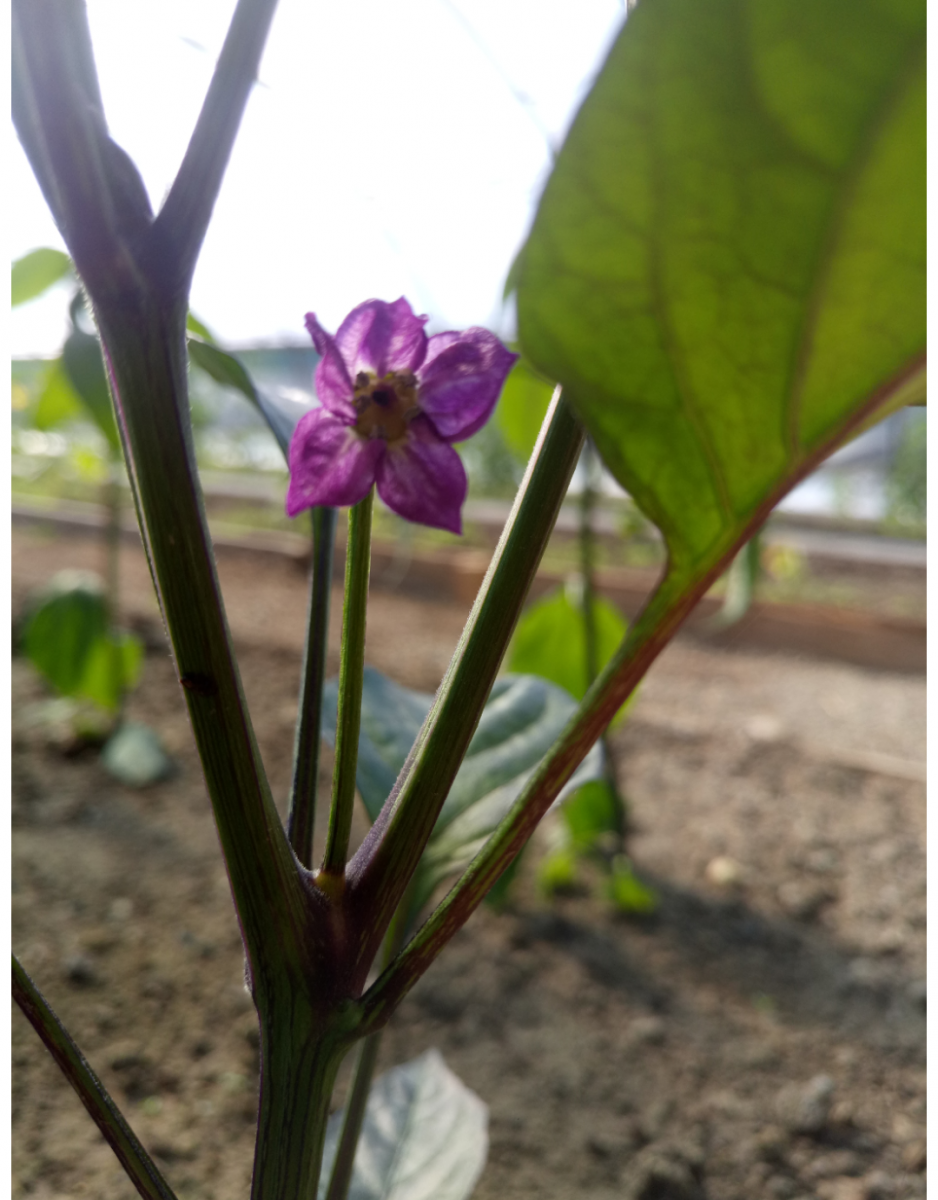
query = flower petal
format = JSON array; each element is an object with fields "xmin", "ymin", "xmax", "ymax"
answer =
[
  {"xmin": 335, "ymin": 298, "xmax": 428, "ymax": 378},
  {"xmin": 304, "ymin": 313, "xmax": 356, "ymax": 419},
  {"xmin": 417, "ymin": 328, "xmax": 518, "ymax": 441},
  {"xmin": 286, "ymin": 408, "xmax": 383, "ymax": 516},
  {"xmin": 375, "ymin": 416, "xmax": 467, "ymax": 535}
]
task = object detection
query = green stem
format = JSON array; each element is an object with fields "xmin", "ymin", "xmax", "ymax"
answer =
[
  {"xmin": 98, "ymin": 298, "xmax": 310, "ymax": 979},
  {"xmin": 151, "ymin": 0, "xmax": 281, "ymax": 292},
  {"xmin": 251, "ymin": 1005, "xmax": 357, "ymax": 1200},
  {"xmin": 324, "ymin": 902, "xmax": 409, "ymax": 1200},
  {"xmin": 579, "ymin": 438, "xmax": 625, "ymax": 841},
  {"xmin": 578, "ymin": 439, "xmax": 599, "ymax": 686},
  {"xmin": 288, "ymin": 506, "xmax": 337, "ymax": 868},
  {"xmin": 13, "ymin": 955, "xmax": 178, "ymax": 1200},
  {"xmin": 345, "ymin": 390, "xmax": 583, "ymax": 972},
  {"xmin": 324, "ymin": 1031, "xmax": 383, "ymax": 1200},
  {"xmin": 323, "ymin": 492, "xmax": 373, "ymax": 876}
]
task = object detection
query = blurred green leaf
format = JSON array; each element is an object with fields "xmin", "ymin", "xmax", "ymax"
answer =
[
  {"xmin": 507, "ymin": 586, "xmax": 632, "ymax": 725},
  {"xmin": 11, "ymin": 247, "xmax": 73, "ymax": 306},
  {"xmin": 318, "ymin": 1050, "xmax": 487, "ymax": 1200},
  {"xmin": 604, "ymin": 857, "xmax": 658, "ymax": 915},
  {"xmin": 562, "ymin": 779, "xmax": 620, "ymax": 851},
  {"xmin": 22, "ymin": 572, "xmax": 108, "ymax": 697},
  {"xmin": 495, "ymin": 355, "xmax": 555, "ymax": 462},
  {"xmin": 536, "ymin": 847, "xmax": 578, "ymax": 896},
  {"xmin": 482, "ymin": 850, "xmax": 524, "ymax": 910},
  {"xmin": 34, "ymin": 357, "xmax": 84, "ymax": 430},
  {"xmin": 20, "ymin": 571, "xmax": 141, "ymax": 714},
  {"xmin": 516, "ymin": 0, "xmax": 925, "ymax": 580},
  {"xmin": 187, "ymin": 336, "xmax": 304, "ymax": 461},
  {"xmin": 62, "ymin": 322, "xmax": 120, "ymax": 451},
  {"xmin": 185, "ymin": 311, "xmax": 216, "ymax": 343},
  {"xmin": 68, "ymin": 444, "xmax": 110, "ymax": 483},
  {"xmin": 79, "ymin": 631, "xmax": 143, "ymax": 713}
]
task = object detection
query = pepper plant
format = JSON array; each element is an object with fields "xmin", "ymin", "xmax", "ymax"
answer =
[{"xmin": 11, "ymin": 0, "xmax": 924, "ymax": 1198}]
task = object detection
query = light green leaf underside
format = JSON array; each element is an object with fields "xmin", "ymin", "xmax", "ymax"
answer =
[
  {"xmin": 11, "ymin": 247, "xmax": 73, "ymax": 306},
  {"xmin": 318, "ymin": 1051, "xmax": 487, "ymax": 1200},
  {"xmin": 321, "ymin": 669, "xmax": 604, "ymax": 907},
  {"xmin": 516, "ymin": 0, "xmax": 924, "ymax": 575}
]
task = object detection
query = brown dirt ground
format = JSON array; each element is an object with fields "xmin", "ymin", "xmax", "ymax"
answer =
[{"xmin": 11, "ymin": 528, "xmax": 926, "ymax": 1200}]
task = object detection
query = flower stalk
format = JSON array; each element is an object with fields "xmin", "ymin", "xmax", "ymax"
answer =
[
  {"xmin": 288, "ymin": 505, "xmax": 338, "ymax": 869},
  {"xmin": 343, "ymin": 388, "xmax": 584, "ymax": 969},
  {"xmin": 322, "ymin": 491, "xmax": 374, "ymax": 876}
]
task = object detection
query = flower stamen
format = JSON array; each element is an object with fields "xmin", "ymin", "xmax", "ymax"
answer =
[{"xmin": 353, "ymin": 370, "xmax": 419, "ymax": 443}]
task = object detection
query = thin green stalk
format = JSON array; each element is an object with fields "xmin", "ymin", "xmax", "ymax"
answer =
[
  {"xmin": 345, "ymin": 390, "xmax": 584, "ymax": 972},
  {"xmin": 288, "ymin": 506, "xmax": 337, "ymax": 868},
  {"xmin": 324, "ymin": 1032, "xmax": 382, "ymax": 1200},
  {"xmin": 578, "ymin": 439, "xmax": 599, "ymax": 685},
  {"xmin": 13, "ymin": 955, "xmax": 178, "ymax": 1200},
  {"xmin": 324, "ymin": 901, "xmax": 410, "ymax": 1200},
  {"xmin": 323, "ymin": 491, "xmax": 374, "ymax": 876},
  {"xmin": 151, "ymin": 0, "xmax": 281, "ymax": 292},
  {"xmin": 579, "ymin": 437, "xmax": 625, "ymax": 841}
]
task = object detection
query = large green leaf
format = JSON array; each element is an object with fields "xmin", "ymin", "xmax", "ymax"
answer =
[
  {"xmin": 11, "ymin": 247, "xmax": 73, "ymax": 306},
  {"xmin": 321, "ymin": 669, "xmax": 605, "ymax": 907},
  {"xmin": 318, "ymin": 1050, "xmax": 487, "ymax": 1200},
  {"xmin": 515, "ymin": 0, "xmax": 925, "ymax": 579}
]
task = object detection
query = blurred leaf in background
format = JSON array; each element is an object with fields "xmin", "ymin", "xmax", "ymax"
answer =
[
  {"xmin": 507, "ymin": 582, "xmax": 633, "ymax": 727},
  {"xmin": 20, "ymin": 572, "xmax": 142, "ymax": 715},
  {"xmin": 11, "ymin": 247, "xmax": 73, "ymax": 307},
  {"xmin": 886, "ymin": 412, "xmax": 926, "ymax": 531},
  {"xmin": 495, "ymin": 353, "xmax": 556, "ymax": 463}
]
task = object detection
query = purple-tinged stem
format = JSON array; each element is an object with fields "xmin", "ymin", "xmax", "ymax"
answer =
[{"xmin": 13, "ymin": 955, "xmax": 178, "ymax": 1200}]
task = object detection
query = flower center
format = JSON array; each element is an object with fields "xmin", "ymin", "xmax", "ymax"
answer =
[{"xmin": 353, "ymin": 371, "xmax": 419, "ymax": 443}]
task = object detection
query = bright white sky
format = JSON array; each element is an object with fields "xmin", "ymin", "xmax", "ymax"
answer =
[{"xmin": 10, "ymin": 0, "xmax": 626, "ymax": 356}]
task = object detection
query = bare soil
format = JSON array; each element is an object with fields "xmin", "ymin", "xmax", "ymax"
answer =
[{"xmin": 12, "ymin": 528, "xmax": 926, "ymax": 1200}]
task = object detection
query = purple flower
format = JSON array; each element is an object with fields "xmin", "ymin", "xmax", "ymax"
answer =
[{"xmin": 286, "ymin": 298, "xmax": 517, "ymax": 535}]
